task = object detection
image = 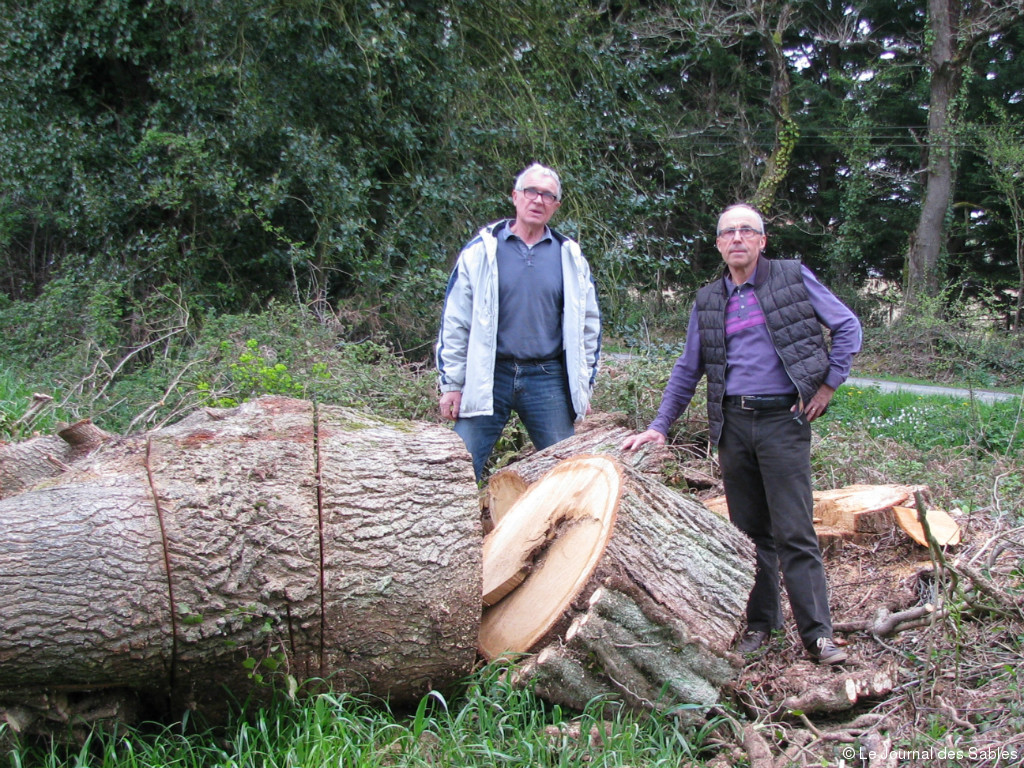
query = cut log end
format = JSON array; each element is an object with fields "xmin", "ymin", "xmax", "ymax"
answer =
[
  {"xmin": 479, "ymin": 455, "xmax": 623, "ymax": 658},
  {"xmin": 480, "ymin": 453, "xmax": 753, "ymax": 718}
]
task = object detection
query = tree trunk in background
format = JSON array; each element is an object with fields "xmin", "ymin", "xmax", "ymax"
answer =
[
  {"xmin": 749, "ymin": 3, "xmax": 796, "ymax": 215},
  {"xmin": 0, "ymin": 397, "xmax": 481, "ymax": 723},
  {"xmin": 905, "ymin": 0, "xmax": 960, "ymax": 304},
  {"xmin": 905, "ymin": 0, "xmax": 1024, "ymax": 305}
]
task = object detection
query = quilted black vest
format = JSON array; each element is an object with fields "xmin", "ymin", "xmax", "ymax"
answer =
[{"xmin": 696, "ymin": 258, "xmax": 830, "ymax": 444}]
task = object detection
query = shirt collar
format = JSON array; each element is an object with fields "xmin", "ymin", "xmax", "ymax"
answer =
[
  {"xmin": 724, "ymin": 260, "xmax": 761, "ymax": 293},
  {"xmin": 502, "ymin": 219, "xmax": 553, "ymax": 244}
]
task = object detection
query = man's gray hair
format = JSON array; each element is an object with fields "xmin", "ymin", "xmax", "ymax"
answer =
[
  {"xmin": 717, "ymin": 203, "xmax": 765, "ymax": 235},
  {"xmin": 514, "ymin": 163, "xmax": 562, "ymax": 201}
]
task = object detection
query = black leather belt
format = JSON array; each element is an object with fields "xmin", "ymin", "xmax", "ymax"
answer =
[{"xmin": 723, "ymin": 394, "xmax": 798, "ymax": 411}]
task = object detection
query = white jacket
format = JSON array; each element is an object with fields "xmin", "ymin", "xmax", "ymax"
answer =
[{"xmin": 436, "ymin": 219, "xmax": 601, "ymax": 420}]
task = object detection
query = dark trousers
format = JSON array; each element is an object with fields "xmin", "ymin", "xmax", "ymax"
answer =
[{"xmin": 718, "ymin": 402, "xmax": 832, "ymax": 649}]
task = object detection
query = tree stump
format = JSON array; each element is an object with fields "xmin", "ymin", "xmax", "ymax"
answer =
[
  {"xmin": 481, "ymin": 454, "xmax": 755, "ymax": 715},
  {"xmin": 703, "ymin": 484, "xmax": 934, "ymax": 555},
  {"xmin": 0, "ymin": 396, "xmax": 481, "ymax": 724}
]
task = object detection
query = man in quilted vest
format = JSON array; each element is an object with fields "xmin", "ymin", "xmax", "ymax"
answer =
[{"xmin": 622, "ymin": 203, "xmax": 862, "ymax": 665}]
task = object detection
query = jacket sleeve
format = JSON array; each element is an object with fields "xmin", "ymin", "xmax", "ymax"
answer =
[
  {"xmin": 802, "ymin": 265, "xmax": 862, "ymax": 390},
  {"xmin": 436, "ymin": 257, "xmax": 473, "ymax": 393},
  {"xmin": 582, "ymin": 264, "xmax": 602, "ymax": 392},
  {"xmin": 648, "ymin": 304, "xmax": 703, "ymax": 435}
]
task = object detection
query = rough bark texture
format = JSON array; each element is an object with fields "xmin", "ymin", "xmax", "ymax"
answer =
[
  {"xmin": 0, "ymin": 396, "xmax": 481, "ymax": 721},
  {"xmin": 905, "ymin": 0, "xmax": 1022, "ymax": 303},
  {"xmin": 490, "ymin": 457, "xmax": 756, "ymax": 716},
  {"xmin": 485, "ymin": 423, "xmax": 676, "ymax": 524},
  {"xmin": 780, "ymin": 662, "xmax": 897, "ymax": 714},
  {"xmin": 0, "ymin": 419, "xmax": 112, "ymax": 500},
  {"xmin": 0, "ymin": 434, "xmax": 74, "ymax": 498}
]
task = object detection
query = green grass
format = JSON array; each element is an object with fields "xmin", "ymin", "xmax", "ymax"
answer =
[
  {"xmin": 4, "ymin": 665, "xmax": 725, "ymax": 767},
  {"xmin": 0, "ymin": 367, "xmax": 67, "ymax": 440},
  {"xmin": 822, "ymin": 383, "xmax": 1024, "ymax": 456}
]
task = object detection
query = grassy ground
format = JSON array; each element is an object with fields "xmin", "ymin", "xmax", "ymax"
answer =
[{"xmin": 5, "ymin": 669, "xmax": 726, "ymax": 767}]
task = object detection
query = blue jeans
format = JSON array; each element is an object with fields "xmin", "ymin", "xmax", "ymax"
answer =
[{"xmin": 455, "ymin": 358, "xmax": 575, "ymax": 480}]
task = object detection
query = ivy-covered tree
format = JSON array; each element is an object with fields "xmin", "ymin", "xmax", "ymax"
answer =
[{"xmin": 904, "ymin": 0, "xmax": 1023, "ymax": 303}]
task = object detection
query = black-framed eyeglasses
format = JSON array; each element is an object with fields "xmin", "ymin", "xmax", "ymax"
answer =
[
  {"xmin": 717, "ymin": 226, "xmax": 762, "ymax": 240},
  {"xmin": 520, "ymin": 187, "xmax": 560, "ymax": 204}
]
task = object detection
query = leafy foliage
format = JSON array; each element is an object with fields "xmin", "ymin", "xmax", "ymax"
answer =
[
  {"xmin": 0, "ymin": 302, "xmax": 437, "ymax": 439},
  {"xmin": 4, "ymin": 0, "xmax": 1021, "ymax": 370},
  {"xmin": 1, "ymin": 0, "xmax": 1024, "ymax": 445}
]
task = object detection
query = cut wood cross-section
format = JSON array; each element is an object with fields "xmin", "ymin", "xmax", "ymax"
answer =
[
  {"xmin": 480, "ymin": 454, "xmax": 756, "ymax": 715},
  {"xmin": 481, "ymin": 455, "xmax": 622, "ymax": 642},
  {"xmin": 892, "ymin": 505, "xmax": 961, "ymax": 547},
  {"xmin": 485, "ymin": 422, "xmax": 680, "ymax": 525},
  {"xmin": 703, "ymin": 483, "xmax": 958, "ymax": 554}
]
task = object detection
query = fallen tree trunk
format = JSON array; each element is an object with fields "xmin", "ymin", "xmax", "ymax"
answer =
[
  {"xmin": 0, "ymin": 419, "xmax": 113, "ymax": 499},
  {"xmin": 0, "ymin": 396, "xmax": 481, "ymax": 722},
  {"xmin": 3, "ymin": 402, "xmax": 759, "ymax": 728},
  {"xmin": 481, "ymin": 454, "xmax": 755, "ymax": 715}
]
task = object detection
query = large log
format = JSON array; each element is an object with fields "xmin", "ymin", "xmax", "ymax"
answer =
[
  {"xmin": 480, "ymin": 454, "xmax": 755, "ymax": 716},
  {"xmin": 0, "ymin": 396, "xmax": 481, "ymax": 722}
]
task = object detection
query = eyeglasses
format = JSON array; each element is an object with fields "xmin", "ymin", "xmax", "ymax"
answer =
[
  {"xmin": 717, "ymin": 227, "xmax": 762, "ymax": 240},
  {"xmin": 520, "ymin": 187, "xmax": 560, "ymax": 204}
]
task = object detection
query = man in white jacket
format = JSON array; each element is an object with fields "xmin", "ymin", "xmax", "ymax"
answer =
[{"xmin": 436, "ymin": 164, "xmax": 601, "ymax": 480}]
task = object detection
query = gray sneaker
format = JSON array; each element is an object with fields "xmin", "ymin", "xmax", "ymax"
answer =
[{"xmin": 809, "ymin": 636, "xmax": 848, "ymax": 665}]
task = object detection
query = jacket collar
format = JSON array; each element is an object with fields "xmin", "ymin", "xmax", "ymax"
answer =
[
  {"xmin": 486, "ymin": 218, "xmax": 568, "ymax": 246},
  {"xmin": 719, "ymin": 255, "xmax": 770, "ymax": 293}
]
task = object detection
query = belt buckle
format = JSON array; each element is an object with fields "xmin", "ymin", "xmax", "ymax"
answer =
[{"xmin": 739, "ymin": 396, "xmax": 756, "ymax": 410}]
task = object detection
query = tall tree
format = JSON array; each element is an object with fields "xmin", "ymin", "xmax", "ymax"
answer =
[
  {"xmin": 905, "ymin": 0, "xmax": 1023, "ymax": 302},
  {"xmin": 632, "ymin": 0, "xmax": 802, "ymax": 215}
]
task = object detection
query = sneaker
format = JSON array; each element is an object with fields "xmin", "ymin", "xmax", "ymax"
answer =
[
  {"xmin": 809, "ymin": 636, "xmax": 847, "ymax": 665},
  {"xmin": 736, "ymin": 630, "xmax": 770, "ymax": 654}
]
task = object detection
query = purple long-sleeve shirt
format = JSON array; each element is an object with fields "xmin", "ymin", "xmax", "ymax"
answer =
[{"xmin": 649, "ymin": 260, "xmax": 862, "ymax": 436}]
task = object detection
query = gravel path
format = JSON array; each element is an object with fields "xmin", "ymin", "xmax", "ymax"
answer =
[{"xmin": 846, "ymin": 377, "xmax": 1020, "ymax": 405}]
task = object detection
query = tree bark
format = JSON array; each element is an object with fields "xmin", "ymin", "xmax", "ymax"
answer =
[
  {"xmin": 905, "ymin": 0, "xmax": 960, "ymax": 303},
  {"xmin": 905, "ymin": 0, "xmax": 1023, "ymax": 304},
  {"xmin": 482, "ymin": 455, "xmax": 755, "ymax": 715},
  {"xmin": 0, "ymin": 396, "xmax": 481, "ymax": 720},
  {"xmin": 485, "ymin": 423, "xmax": 683, "ymax": 524},
  {"xmin": 780, "ymin": 662, "xmax": 897, "ymax": 714},
  {"xmin": 749, "ymin": 2, "xmax": 796, "ymax": 215},
  {"xmin": 0, "ymin": 419, "xmax": 112, "ymax": 499}
]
